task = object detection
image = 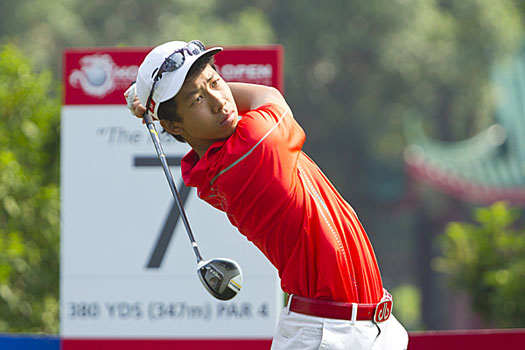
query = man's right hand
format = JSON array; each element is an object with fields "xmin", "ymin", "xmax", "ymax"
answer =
[{"xmin": 124, "ymin": 83, "xmax": 152, "ymax": 124}]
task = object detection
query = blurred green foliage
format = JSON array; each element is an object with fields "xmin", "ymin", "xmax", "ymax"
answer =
[
  {"xmin": 261, "ymin": 0, "xmax": 522, "ymax": 203},
  {"xmin": 435, "ymin": 202, "xmax": 525, "ymax": 327},
  {"xmin": 0, "ymin": 0, "xmax": 276, "ymax": 74},
  {"xmin": 391, "ymin": 283, "xmax": 424, "ymax": 330},
  {"xmin": 0, "ymin": 44, "xmax": 61, "ymax": 333},
  {"xmin": 0, "ymin": 0, "xmax": 524, "ymax": 332}
]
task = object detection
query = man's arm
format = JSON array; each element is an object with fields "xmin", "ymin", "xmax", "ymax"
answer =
[{"xmin": 228, "ymin": 82, "xmax": 293, "ymax": 117}]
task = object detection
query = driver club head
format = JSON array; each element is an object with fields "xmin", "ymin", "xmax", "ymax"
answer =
[{"xmin": 197, "ymin": 258, "xmax": 243, "ymax": 300}]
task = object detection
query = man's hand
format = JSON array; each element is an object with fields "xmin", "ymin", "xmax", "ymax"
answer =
[{"xmin": 124, "ymin": 83, "xmax": 154, "ymax": 124}]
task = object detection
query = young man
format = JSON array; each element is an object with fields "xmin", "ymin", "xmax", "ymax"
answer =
[{"xmin": 125, "ymin": 40, "xmax": 408, "ymax": 350}]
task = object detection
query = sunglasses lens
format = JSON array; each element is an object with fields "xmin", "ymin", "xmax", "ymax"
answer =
[
  {"xmin": 186, "ymin": 43, "xmax": 202, "ymax": 55},
  {"xmin": 153, "ymin": 40, "xmax": 207, "ymax": 85},
  {"xmin": 164, "ymin": 52, "xmax": 185, "ymax": 71}
]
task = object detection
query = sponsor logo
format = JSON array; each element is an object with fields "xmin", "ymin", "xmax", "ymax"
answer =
[
  {"xmin": 69, "ymin": 54, "xmax": 138, "ymax": 98},
  {"xmin": 218, "ymin": 64, "xmax": 273, "ymax": 85}
]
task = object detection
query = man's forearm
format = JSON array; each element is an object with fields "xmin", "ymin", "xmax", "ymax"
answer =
[{"xmin": 228, "ymin": 82, "xmax": 292, "ymax": 115}]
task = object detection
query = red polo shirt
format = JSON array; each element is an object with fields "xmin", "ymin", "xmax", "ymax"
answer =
[{"xmin": 181, "ymin": 103, "xmax": 383, "ymax": 303}]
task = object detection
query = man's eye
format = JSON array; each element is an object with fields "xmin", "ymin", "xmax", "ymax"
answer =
[
  {"xmin": 193, "ymin": 96, "xmax": 203, "ymax": 104},
  {"xmin": 211, "ymin": 79, "xmax": 220, "ymax": 88}
]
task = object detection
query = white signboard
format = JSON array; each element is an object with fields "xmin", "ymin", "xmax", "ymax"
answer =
[{"xmin": 60, "ymin": 47, "xmax": 284, "ymax": 348}]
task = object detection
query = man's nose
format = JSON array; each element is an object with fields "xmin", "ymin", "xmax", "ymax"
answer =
[{"xmin": 210, "ymin": 91, "xmax": 227, "ymax": 113}]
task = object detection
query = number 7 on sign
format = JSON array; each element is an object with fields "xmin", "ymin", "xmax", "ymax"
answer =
[{"xmin": 134, "ymin": 155, "xmax": 191, "ymax": 268}]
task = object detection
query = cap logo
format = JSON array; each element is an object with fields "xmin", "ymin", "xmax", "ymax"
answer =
[{"xmin": 148, "ymin": 99, "xmax": 156, "ymax": 114}]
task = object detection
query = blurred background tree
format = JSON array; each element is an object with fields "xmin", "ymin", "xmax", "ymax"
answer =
[
  {"xmin": 0, "ymin": 44, "xmax": 60, "ymax": 333},
  {"xmin": 0, "ymin": 0, "xmax": 276, "ymax": 74},
  {"xmin": 1, "ymin": 0, "xmax": 524, "ymax": 332},
  {"xmin": 435, "ymin": 202, "xmax": 525, "ymax": 327}
]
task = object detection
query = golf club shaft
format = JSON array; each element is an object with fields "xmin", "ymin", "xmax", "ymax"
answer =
[{"xmin": 143, "ymin": 114, "xmax": 204, "ymax": 264}]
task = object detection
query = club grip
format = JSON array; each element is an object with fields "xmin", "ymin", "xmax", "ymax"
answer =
[{"xmin": 143, "ymin": 111, "xmax": 155, "ymax": 125}]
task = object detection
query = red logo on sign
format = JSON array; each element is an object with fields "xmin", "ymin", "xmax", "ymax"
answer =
[
  {"xmin": 373, "ymin": 299, "xmax": 393, "ymax": 323},
  {"xmin": 64, "ymin": 48, "xmax": 149, "ymax": 105},
  {"xmin": 68, "ymin": 54, "xmax": 138, "ymax": 99}
]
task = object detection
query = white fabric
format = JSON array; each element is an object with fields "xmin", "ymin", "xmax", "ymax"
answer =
[{"xmin": 271, "ymin": 307, "xmax": 408, "ymax": 350}]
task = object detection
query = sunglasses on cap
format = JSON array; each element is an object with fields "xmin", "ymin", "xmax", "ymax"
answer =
[{"xmin": 145, "ymin": 40, "xmax": 207, "ymax": 116}]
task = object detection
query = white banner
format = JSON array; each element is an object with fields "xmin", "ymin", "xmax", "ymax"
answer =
[{"xmin": 60, "ymin": 105, "xmax": 282, "ymax": 338}]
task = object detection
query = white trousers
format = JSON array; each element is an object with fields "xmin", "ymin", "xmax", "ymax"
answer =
[{"xmin": 271, "ymin": 307, "xmax": 409, "ymax": 350}]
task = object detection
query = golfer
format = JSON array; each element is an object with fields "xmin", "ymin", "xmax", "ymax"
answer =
[{"xmin": 126, "ymin": 39, "xmax": 409, "ymax": 350}]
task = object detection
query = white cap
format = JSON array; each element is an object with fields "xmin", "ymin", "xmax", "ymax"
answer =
[{"xmin": 135, "ymin": 40, "xmax": 222, "ymax": 118}]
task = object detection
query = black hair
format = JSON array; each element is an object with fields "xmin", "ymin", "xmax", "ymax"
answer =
[{"xmin": 157, "ymin": 53, "xmax": 217, "ymax": 143}]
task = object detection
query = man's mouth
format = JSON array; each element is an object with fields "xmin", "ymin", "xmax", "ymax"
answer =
[{"xmin": 220, "ymin": 110, "xmax": 235, "ymax": 126}]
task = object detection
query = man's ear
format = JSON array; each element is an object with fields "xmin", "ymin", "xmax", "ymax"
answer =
[{"xmin": 160, "ymin": 119, "xmax": 183, "ymax": 135}]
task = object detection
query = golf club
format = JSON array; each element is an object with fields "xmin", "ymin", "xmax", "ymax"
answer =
[{"xmin": 140, "ymin": 100, "xmax": 243, "ymax": 301}]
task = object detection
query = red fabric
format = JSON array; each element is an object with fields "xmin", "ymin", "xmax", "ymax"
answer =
[{"xmin": 182, "ymin": 103, "xmax": 383, "ymax": 303}]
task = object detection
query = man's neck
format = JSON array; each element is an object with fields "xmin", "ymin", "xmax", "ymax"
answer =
[
  {"xmin": 194, "ymin": 148, "xmax": 207, "ymax": 159},
  {"xmin": 187, "ymin": 135, "xmax": 232, "ymax": 159},
  {"xmin": 187, "ymin": 139, "xmax": 213, "ymax": 159}
]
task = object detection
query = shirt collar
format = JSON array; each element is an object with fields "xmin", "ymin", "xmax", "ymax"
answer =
[{"xmin": 181, "ymin": 139, "xmax": 226, "ymax": 187}]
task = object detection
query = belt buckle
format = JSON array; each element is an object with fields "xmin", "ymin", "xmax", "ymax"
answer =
[{"xmin": 373, "ymin": 299, "xmax": 393, "ymax": 323}]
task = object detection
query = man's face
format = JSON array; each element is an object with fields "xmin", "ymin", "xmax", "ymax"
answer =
[{"xmin": 164, "ymin": 64, "xmax": 239, "ymax": 149}]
